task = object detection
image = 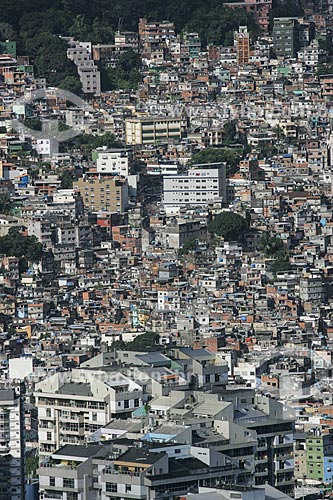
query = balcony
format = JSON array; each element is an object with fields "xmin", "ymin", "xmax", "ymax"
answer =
[
  {"xmin": 103, "ymin": 466, "xmax": 143, "ymax": 485},
  {"xmin": 255, "ymin": 470, "xmax": 268, "ymax": 477},
  {"xmin": 272, "ymin": 442, "xmax": 293, "ymax": 449},
  {"xmin": 255, "ymin": 455, "xmax": 268, "ymax": 464},
  {"xmin": 60, "ymin": 414, "xmax": 85, "ymax": 422},
  {"xmin": 39, "ymin": 460, "xmax": 79, "ymax": 477},
  {"xmin": 275, "ymin": 451, "xmax": 293, "ymax": 461},
  {"xmin": 0, "ymin": 444, "xmax": 10, "ymax": 453},
  {"xmin": 43, "ymin": 493, "xmax": 63, "ymax": 500}
]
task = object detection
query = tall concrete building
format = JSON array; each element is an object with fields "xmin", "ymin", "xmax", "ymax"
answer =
[
  {"xmin": 93, "ymin": 149, "xmax": 131, "ymax": 176},
  {"xmin": 235, "ymin": 26, "xmax": 250, "ymax": 66},
  {"xmin": 273, "ymin": 18, "xmax": 300, "ymax": 58},
  {"xmin": 125, "ymin": 117, "xmax": 183, "ymax": 146},
  {"xmin": 34, "ymin": 369, "xmax": 143, "ymax": 460},
  {"xmin": 67, "ymin": 39, "xmax": 101, "ymax": 95},
  {"xmin": 0, "ymin": 389, "xmax": 26, "ymax": 500},
  {"xmin": 74, "ymin": 176, "xmax": 129, "ymax": 212},
  {"xmin": 163, "ymin": 163, "xmax": 227, "ymax": 213}
]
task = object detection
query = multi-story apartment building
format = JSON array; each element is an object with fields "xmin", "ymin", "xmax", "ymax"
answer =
[
  {"xmin": 34, "ymin": 369, "xmax": 143, "ymax": 459},
  {"xmin": 94, "ymin": 149, "xmax": 131, "ymax": 176},
  {"xmin": 235, "ymin": 26, "xmax": 250, "ymax": 66},
  {"xmin": 155, "ymin": 219, "xmax": 207, "ymax": 249},
  {"xmin": 306, "ymin": 428, "xmax": 333, "ymax": 483},
  {"xmin": 125, "ymin": 117, "xmax": 183, "ymax": 146},
  {"xmin": 0, "ymin": 389, "xmax": 25, "ymax": 500},
  {"xmin": 299, "ymin": 270, "xmax": 326, "ymax": 304},
  {"xmin": 74, "ymin": 176, "xmax": 129, "ymax": 213},
  {"xmin": 138, "ymin": 18, "xmax": 176, "ymax": 43},
  {"xmin": 39, "ymin": 442, "xmax": 243, "ymax": 500},
  {"xmin": 229, "ymin": 393, "xmax": 295, "ymax": 497},
  {"xmin": 38, "ymin": 443, "xmax": 104, "ymax": 500},
  {"xmin": 163, "ymin": 164, "xmax": 227, "ymax": 213},
  {"xmin": 115, "ymin": 31, "xmax": 139, "ymax": 50},
  {"xmin": 273, "ymin": 18, "xmax": 300, "ymax": 58},
  {"xmin": 67, "ymin": 39, "xmax": 101, "ymax": 95}
]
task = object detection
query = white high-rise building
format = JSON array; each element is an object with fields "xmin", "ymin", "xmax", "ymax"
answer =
[
  {"xmin": 96, "ymin": 149, "xmax": 131, "ymax": 176},
  {"xmin": 34, "ymin": 369, "xmax": 143, "ymax": 460},
  {"xmin": 0, "ymin": 389, "xmax": 26, "ymax": 500},
  {"xmin": 163, "ymin": 163, "xmax": 227, "ymax": 213}
]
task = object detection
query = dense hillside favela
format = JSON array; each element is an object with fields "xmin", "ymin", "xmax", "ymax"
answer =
[{"xmin": 4, "ymin": 0, "xmax": 333, "ymax": 499}]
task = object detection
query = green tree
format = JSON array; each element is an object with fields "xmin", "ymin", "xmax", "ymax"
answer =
[
  {"xmin": 0, "ymin": 227, "xmax": 42, "ymax": 263},
  {"xmin": 59, "ymin": 75, "xmax": 82, "ymax": 95},
  {"xmin": 110, "ymin": 339, "xmax": 126, "ymax": 350},
  {"xmin": 69, "ymin": 15, "xmax": 91, "ymax": 41},
  {"xmin": 24, "ymin": 32, "xmax": 80, "ymax": 89},
  {"xmin": 127, "ymin": 332, "xmax": 160, "ymax": 351},
  {"xmin": 103, "ymin": 49, "xmax": 141, "ymax": 91},
  {"xmin": 208, "ymin": 211, "xmax": 247, "ymax": 241},
  {"xmin": 60, "ymin": 169, "xmax": 77, "ymax": 189},
  {"xmin": 0, "ymin": 22, "xmax": 15, "ymax": 41},
  {"xmin": 179, "ymin": 238, "xmax": 198, "ymax": 255},
  {"xmin": 271, "ymin": 259, "xmax": 291, "ymax": 275},
  {"xmin": 26, "ymin": 455, "xmax": 39, "ymax": 477},
  {"xmin": 258, "ymin": 232, "xmax": 290, "ymax": 276},
  {"xmin": 223, "ymin": 121, "xmax": 237, "ymax": 145},
  {"xmin": 72, "ymin": 132, "xmax": 121, "ymax": 153},
  {"xmin": 0, "ymin": 192, "xmax": 13, "ymax": 215},
  {"xmin": 191, "ymin": 147, "xmax": 242, "ymax": 175},
  {"xmin": 258, "ymin": 232, "xmax": 286, "ymax": 258},
  {"xmin": 24, "ymin": 118, "xmax": 42, "ymax": 131},
  {"xmin": 91, "ymin": 18, "xmax": 114, "ymax": 44}
]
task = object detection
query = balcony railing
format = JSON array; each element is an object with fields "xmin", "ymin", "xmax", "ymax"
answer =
[{"xmin": 40, "ymin": 461, "xmax": 78, "ymax": 471}]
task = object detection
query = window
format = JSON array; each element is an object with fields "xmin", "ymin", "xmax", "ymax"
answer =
[
  {"xmin": 47, "ymin": 432, "xmax": 52, "ymax": 441},
  {"xmin": 125, "ymin": 485, "xmax": 131, "ymax": 492},
  {"xmin": 124, "ymin": 400, "xmax": 129, "ymax": 409},
  {"xmin": 50, "ymin": 477, "xmax": 55, "ymax": 487},
  {"xmin": 63, "ymin": 478, "xmax": 74, "ymax": 489},
  {"xmin": 134, "ymin": 399, "xmax": 140, "ymax": 407},
  {"xmin": 106, "ymin": 483, "xmax": 117, "ymax": 493}
]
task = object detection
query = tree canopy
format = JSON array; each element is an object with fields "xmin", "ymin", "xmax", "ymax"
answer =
[
  {"xmin": 191, "ymin": 147, "xmax": 242, "ymax": 175},
  {"xmin": 258, "ymin": 232, "xmax": 291, "ymax": 276},
  {"xmin": 258, "ymin": 232, "xmax": 288, "ymax": 259},
  {"xmin": 60, "ymin": 169, "xmax": 78, "ymax": 189},
  {"xmin": 23, "ymin": 32, "xmax": 81, "ymax": 91},
  {"xmin": 0, "ymin": 227, "xmax": 43, "ymax": 271},
  {"xmin": 111, "ymin": 331, "xmax": 160, "ymax": 352},
  {"xmin": 71, "ymin": 132, "xmax": 122, "ymax": 153},
  {"xmin": 208, "ymin": 211, "xmax": 247, "ymax": 241},
  {"xmin": 0, "ymin": 0, "xmax": 306, "ymax": 90},
  {"xmin": 101, "ymin": 49, "xmax": 141, "ymax": 91},
  {"xmin": 0, "ymin": 192, "xmax": 14, "ymax": 215}
]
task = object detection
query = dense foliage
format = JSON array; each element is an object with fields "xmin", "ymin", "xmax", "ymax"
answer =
[
  {"xmin": 258, "ymin": 232, "xmax": 288, "ymax": 259},
  {"xmin": 102, "ymin": 50, "xmax": 142, "ymax": 91},
  {"xmin": 0, "ymin": 192, "xmax": 13, "ymax": 215},
  {"xmin": 191, "ymin": 147, "xmax": 242, "ymax": 175},
  {"xmin": 60, "ymin": 169, "xmax": 78, "ymax": 189},
  {"xmin": 258, "ymin": 232, "xmax": 291, "ymax": 276},
  {"xmin": 111, "ymin": 331, "xmax": 160, "ymax": 351},
  {"xmin": 208, "ymin": 212, "xmax": 247, "ymax": 241},
  {"xmin": 0, "ymin": 1, "xmax": 304, "ymax": 87},
  {"xmin": 0, "ymin": 227, "xmax": 43, "ymax": 272},
  {"xmin": 72, "ymin": 132, "xmax": 122, "ymax": 153}
]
